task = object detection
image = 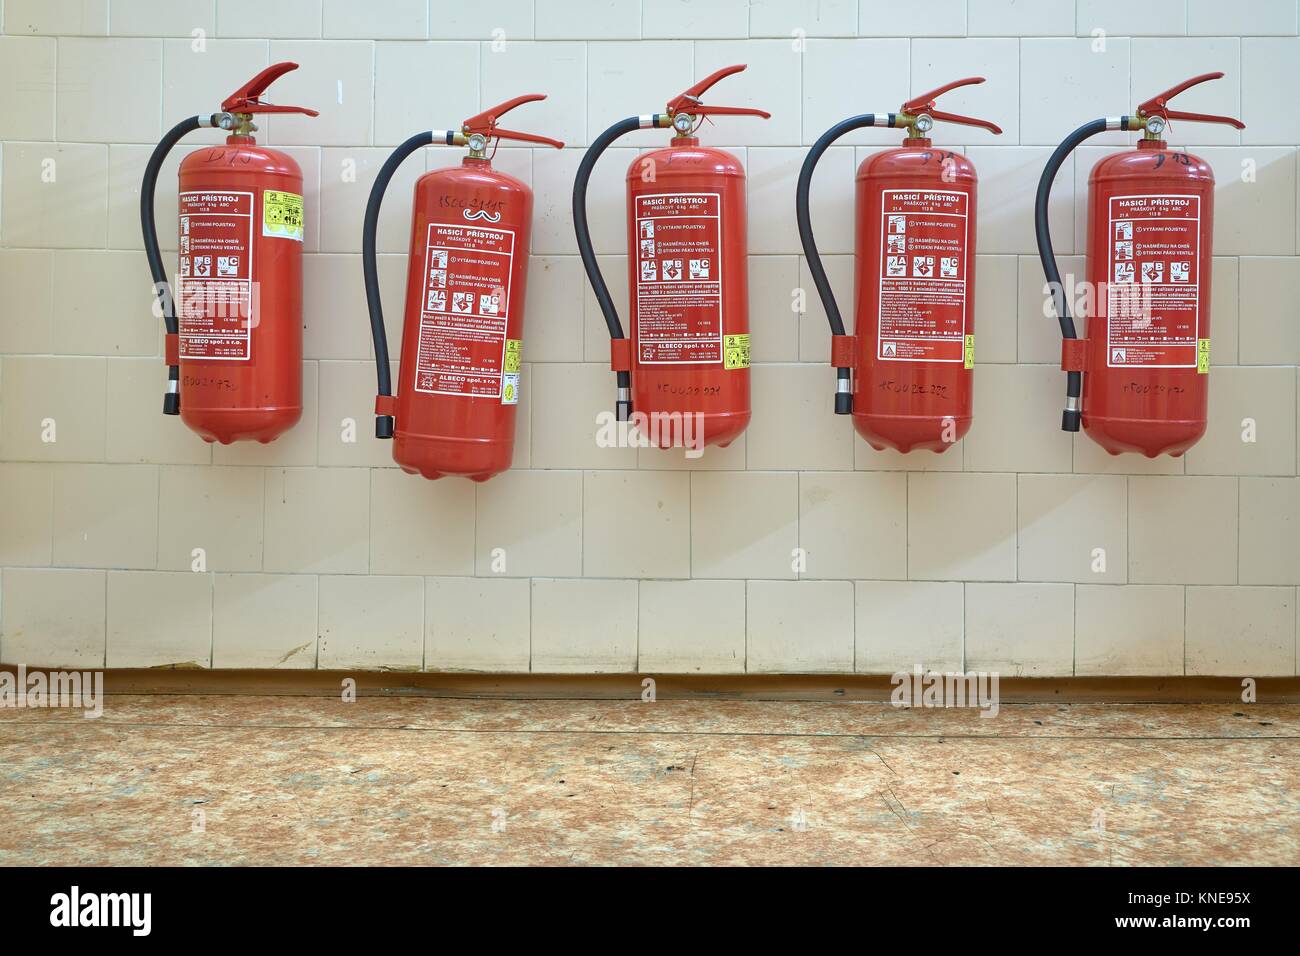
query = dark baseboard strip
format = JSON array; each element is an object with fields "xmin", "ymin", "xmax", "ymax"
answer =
[{"xmin": 2, "ymin": 665, "xmax": 1296, "ymax": 703}]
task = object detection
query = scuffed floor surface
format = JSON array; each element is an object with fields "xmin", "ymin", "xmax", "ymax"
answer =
[{"xmin": 1, "ymin": 696, "xmax": 1297, "ymax": 866}]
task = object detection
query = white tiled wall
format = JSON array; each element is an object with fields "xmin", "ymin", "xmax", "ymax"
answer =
[{"xmin": 2, "ymin": 0, "xmax": 1298, "ymax": 676}]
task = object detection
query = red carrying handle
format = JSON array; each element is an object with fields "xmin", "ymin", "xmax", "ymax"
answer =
[
  {"xmin": 1136, "ymin": 71, "xmax": 1244, "ymax": 130},
  {"xmin": 222, "ymin": 61, "xmax": 319, "ymax": 116},
  {"xmin": 666, "ymin": 64, "xmax": 771, "ymax": 121},
  {"xmin": 902, "ymin": 76, "xmax": 1002, "ymax": 135},
  {"xmin": 463, "ymin": 93, "xmax": 565, "ymax": 149}
]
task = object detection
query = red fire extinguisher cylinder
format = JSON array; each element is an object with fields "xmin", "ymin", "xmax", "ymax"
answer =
[
  {"xmin": 575, "ymin": 65, "xmax": 770, "ymax": 452},
  {"xmin": 1036, "ymin": 72, "xmax": 1244, "ymax": 457},
  {"xmin": 799, "ymin": 78, "xmax": 1002, "ymax": 454},
  {"xmin": 142, "ymin": 62, "xmax": 318, "ymax": 444},
  {"xmin": 364, "ymin": 96, "xmax": 563, "ymax": 481}
]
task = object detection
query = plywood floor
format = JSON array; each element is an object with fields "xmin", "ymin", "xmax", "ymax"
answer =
[{"xmin": 1, "ymin": 695, "xmax": 1297, "ymax": 866}]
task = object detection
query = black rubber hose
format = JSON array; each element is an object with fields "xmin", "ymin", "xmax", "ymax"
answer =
[
  {"xmin": 574, "ymin": 115, "xmax": 641, "ymax": 421},
  {"xmin": 797, "ymin": 113, "xmax": 890, "ymax": 415},
  {"xmin": 142, "ymin": 114, "xmax": 209, "ymax": 415},
  {"xmin": 1035, "ymin": 117, "xmax": 1115, "ymax": 432},
  {"xmin": 363, "ymin": 130, "xmax": 436, "ymax": 438}
]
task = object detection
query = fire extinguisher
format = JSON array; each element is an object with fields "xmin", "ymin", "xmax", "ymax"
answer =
[
  {"xmin": 797, "ymin": 78, "xmax": 1002, "ymax": 453},
  {"xmin": 574, "ymin": 65, "xmax": 769, "ymax": 451},
  {"xmin": 1035, "ymin": 72, "xmax": 1244, "ymax": 457},
  {"xmin": 363, "ymin": 96, "xmax": 563, "ymax": 481},
  {"xmin": 142, "ymin": 62, "xmax": 318, "ymax": 443}
]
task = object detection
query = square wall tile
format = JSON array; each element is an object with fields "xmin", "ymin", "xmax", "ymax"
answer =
[
  {"xmin": 1131, "ymin": 38, "xmax": 1242, "ymax": 146},
  {"xmin": 748, "ymin": 364, "xmax": 855, "ymax": 471},
  {"xmin": 475, "ymin": 470, "xmax": 583, "ymax": 577},
  {"xmin": 588, "ymin": 41, "xmax": 694, "ymax": 148},
  {"xmin": 799, "ymin": 471, "xmax": 907, "ymax": 580},
  {"xmin": 1185, "ymin": 366, "xmax": 1296, "ymax": 477},
  {"xmin": 1, "ymin": 568, "xmax": 106, "ymax": 668},
  {"xmin": 693, "ymin": 39, "xmax": 801, "ymax": 146},
  {"xmin": 212, "ymin": 573, "xmax": 317, "ymax": 668},
  {"xmin": 52, "ymin": 464, "xmax": 159, "ymax": 570},
  {"xmin": 1018, "ymin": 475, "xmax": 1127, "ymax": 584},
  {"xmin": 692, "ymin": 471, "xmax": 799, "ymax": 579},
  {"xmin": 2, "ymin": 143, "xmax": 108, "ymax": 248},
  {"xmin": 1129, "ymin": 476, "xmax": 1237, "ymax": 585},
  {"xmin": 965, "ymin": 582, "xmax": 1074, "ymax": 677},
  {"xmin": 426, "ymin": 577, "xmax": 530, "ymax": 672},
  {"xmin": 802, "ymin": 39, "xmax": 910, "ymax": 147},
  {"xmin": 638, "ymin": 580, "xmax": 746, "ymax": 673},
  {"xmin": 106, "ymin": 571, "xmax": 212, "ymax": 668},
  {"xmin": 1186, "ymin": 586, "xmax": 1295, "ymax": 676},
  {"xmin": 971, "ymin": 147, "xmax": 1073, "ymax": 256},
  {"xmin": 106, "ymin": 359, "xmax": 214, "ymax": 465},
  {"xmin": 56, "ymin": 38, "xmax": 161, "ymax": 143},
  {"xmin": 157, "ymin": 465, "xmax": 264, "ymax": 572},
  {"xmin": 264, "ymin": 40, "xmax": 374, "ymax": 146},
  {"xmin": 908, "ymin": 472, "xmax": 1016, "ymax": 581},
  {"xmin": 964, "ymin": 364, "xmax": 1073, "ymax": 474},
  {"xmin": 370, "ymin": 469, "xmax": 476, "ymax": 575},
  {"xmin": 263, "ymin": 467, "xmax": 370, "ymax": 573},
  {"xmin": 531, "ymin": 578, "xmax": 638, "ymax": 672},
  {"xmin": 1020, "ymin": 38, "xmax": 1130, "ymax": 147},
  {"xmin": 910, "ymin": 39, "xmax": 1019, "ymax": 145},
  {"xmin": 746, "ymin": 580, "xmax": 854, "ymax": 673},
  {"xmin": 316, "ymin": 361, "xmax": 401, "ymax": 467},
  {"xmin": 855, "ymin": 580, "xmax": 964, "ymax": 674},
  {"xmin": 531, "ymin": 363, "xmax": 637, "ymax": 469},
  {"xmin": 161, "ymin": 38, "xmax": 267, "ymax": 129},
  {"xmin": 750, "ymin": 146, "xmax": 850, "ymax": 254},
  {"xmin": 52, "ymin": 251, "xmax": 157, "ymax": 356},
  {"xmin": 1075, "ymin": 585, "xmax": 1185, "ymax": 676},
  {"xmin": 583, "ymin": 471, "xmax": 691, "ymax": 578},
  {"xmin": 1200, "ymin": 147, "xmax": 1296, "ymax": 257},
  {"xmin": 373, "ymin": 41, "xmax": 476, "ymax": 145},
  {"xmin": 318, "ymin": 574, "xmax": 424, "ymax": 670},
  {"xmin": 0, "ymin": 357, "xmax": 107, "ymax": 463},
  {"xmin": 479, "ymin": 42, "xmax": 586, "ymax": 146}
]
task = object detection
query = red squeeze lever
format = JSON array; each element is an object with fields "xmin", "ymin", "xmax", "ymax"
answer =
[
  {"xmin": 666, "ymin": 64, "xmax": 772, "ymax": 120},
  {"xmin": 222, "ymin": 62, "xmax": 319, "ymax": 116},
  {"xmin": 1137, "ymin": 71, "xmax": 1245, "ymax": 129},
  {"xmin": 902, "ymin": 76, "xmax": 1002, "ymax": 135},
  {"xmin": 463, "ymin": 94, "xmax": 565, "ymax": 148}
]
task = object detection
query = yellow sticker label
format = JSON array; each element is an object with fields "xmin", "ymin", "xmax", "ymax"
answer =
[
  {"xmin": 724, "ymin": 333, "xmax": 750, "ymax": 370},
  {"xmin": 964, "ymin": 334, "xmax": 975, "ymax": 370},
  {"xmin": 1197, "ymin": 338, "xmax": 1210, "ymax": 374},
  {"xmin": 262, "ymin": 190, "xmax": 304, "ymax": 241},
  {"xmin": 504, "ymin": 338, "xmax": 522, "ymax": 373}
]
